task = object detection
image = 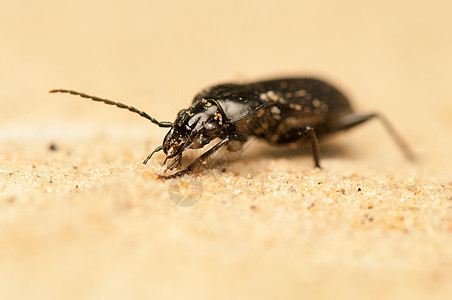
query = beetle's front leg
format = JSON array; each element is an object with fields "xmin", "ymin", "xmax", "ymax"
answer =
[
  {"xmin": 166, "ymin": 154, "xmax": 183, "ymax": 171},
  {"xmin": 157, "ymin": 137, "xmax": 231, "ymax": 179}
]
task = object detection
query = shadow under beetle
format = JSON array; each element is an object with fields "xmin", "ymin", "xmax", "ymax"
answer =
[{"xmin": 50, "ymin": 77, "xmax": 415, "ymax": 179}]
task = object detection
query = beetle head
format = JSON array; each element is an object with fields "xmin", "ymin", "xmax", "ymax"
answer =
[{"xmin": 162, "ymin": 100, "xmax": 227, "ymax": 158}]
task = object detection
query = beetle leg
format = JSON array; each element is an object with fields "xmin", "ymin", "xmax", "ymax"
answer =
[
  {"xmin": 304, "ymin": 126, "xmax": 321, "ymax": 168},
  {"xmin": 272, "ymin": 126, "xmax": 321, "ymax": 168},
  {"xmin": 157, "ymin": 137, "xmax": 231, "ymax": 179},
  {"xmin": 331, "ymin": 112, "xmax": 415, "ymax": 161},
  {"xmin": 166, "ymin": 154, "xmax": 183, "ymax": 171},
  {"xmin": 162, "ymin": 157, "xmax": 169, "ymax": 168}
]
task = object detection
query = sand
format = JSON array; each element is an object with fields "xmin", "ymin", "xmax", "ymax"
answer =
[{"xmin": 1, "ymin": 1, "xmax": 452, "ymax": 299}]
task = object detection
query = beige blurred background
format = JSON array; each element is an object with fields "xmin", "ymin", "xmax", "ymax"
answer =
[{"xmin": 1, "ymin": 0, "xmax": 452, "ymax": 299}]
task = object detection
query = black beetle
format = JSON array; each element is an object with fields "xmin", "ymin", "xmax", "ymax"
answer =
[{"xmin": 50, "ymin": 77, "xmax": 414, "ymax": 179}]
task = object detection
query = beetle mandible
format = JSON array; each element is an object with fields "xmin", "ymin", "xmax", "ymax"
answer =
[{"xmin": 50, "ymin": 77, "xmax": 414, "ymax": 179}]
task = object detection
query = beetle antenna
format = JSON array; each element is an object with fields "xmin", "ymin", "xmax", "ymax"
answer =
[
  {"xmin": 49, "ymin": 89, "xmax": 173, "ymax": 128},
  {"xmin": 143, "ymin": 145, "xmax": 163, "ymax": 165}
]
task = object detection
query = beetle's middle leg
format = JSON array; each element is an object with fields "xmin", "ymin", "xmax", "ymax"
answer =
[
  {"xmin": 273, "ymin": 126, "xmax": 321, "ymax": 168},
  {"xmin": 330, "ymin": 112, "xmax": 415, "ymax": 160}
]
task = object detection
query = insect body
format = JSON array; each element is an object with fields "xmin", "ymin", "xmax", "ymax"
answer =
[{"xmin": 50, "ymin": 78, "xmax": 414, "ymax": 179}]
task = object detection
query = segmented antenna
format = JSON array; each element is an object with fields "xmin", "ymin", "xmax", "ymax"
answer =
[{"xmin": 49, "ymin": 89, "xmax": 173, "ymax": 128}]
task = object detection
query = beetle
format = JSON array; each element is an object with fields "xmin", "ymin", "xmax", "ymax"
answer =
[{"xmin": 50, "ymin": 77, "xmax": 414, "ymax": 179}]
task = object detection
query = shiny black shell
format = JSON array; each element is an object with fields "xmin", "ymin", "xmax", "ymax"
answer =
[{"xmin": 192, "ymin": 78, "xmax": 353, "ymax": 144}]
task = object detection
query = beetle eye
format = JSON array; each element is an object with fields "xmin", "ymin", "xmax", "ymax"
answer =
[{"xmin": 163, "ymin": 127, "xmax": 174, "ymax": 144}]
